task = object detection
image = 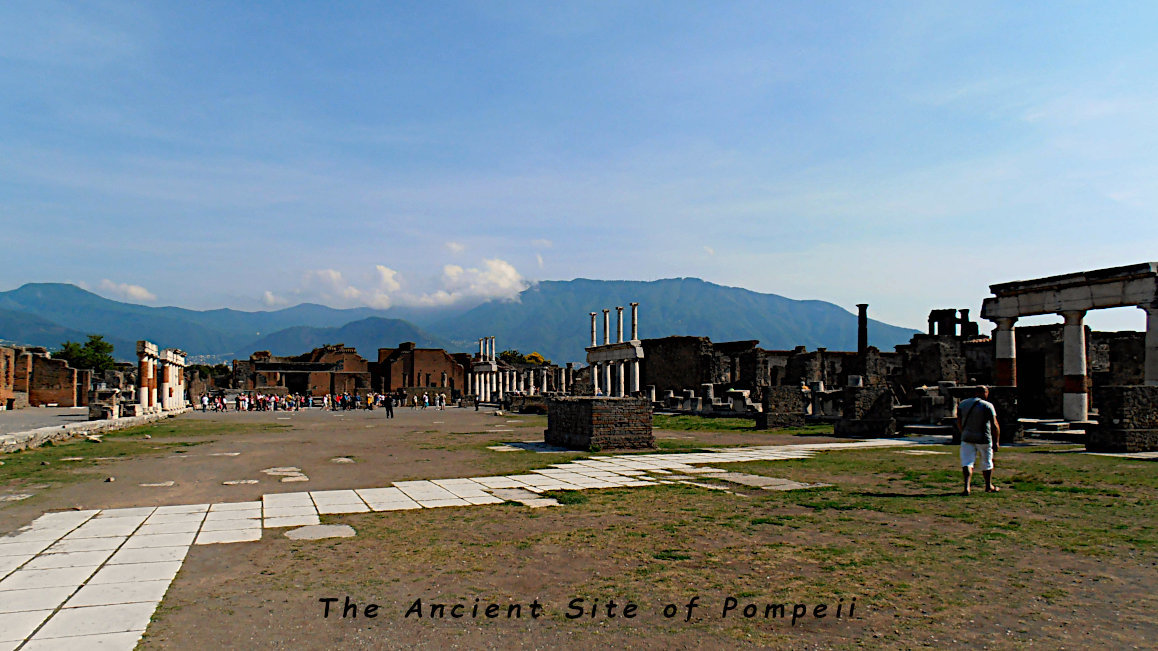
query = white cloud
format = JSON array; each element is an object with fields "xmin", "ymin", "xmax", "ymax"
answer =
[
  {"xmin": 703, "ymin": 246, "xmax": 715, "ymax": 256},
  {"xmin": 262, "ymin": 291, "xmax": 287, "ymax": 307},
  {"xmin": 374, "ymin": 265, "xmax": 402, "ymax": 292},
  {"xmin": 531, "ymin": 238, "xmax": 553, "ymax": 248},
  {"xmin": 403, "ymin": 258, "xmax": 529, "ymax": 307},
  {"xmin": 536, "ymin": 253, "xmax": 545, "ymax": 269},
  {"xmin": 99, "ymin": 279, "xmax": 156, "ymax": 302},
  {"xmin": 444, "ymin": 241, "xmax": 466, "ymax": 254}
]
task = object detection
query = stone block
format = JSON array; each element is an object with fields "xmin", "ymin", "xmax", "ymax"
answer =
[
  {"xmin": 545, "ymin": 397, "xmax": 654, "ymax": 451},
  {"xmin": 1089, "ymin": 385, "xmax": 1158, "ymax": 452}
]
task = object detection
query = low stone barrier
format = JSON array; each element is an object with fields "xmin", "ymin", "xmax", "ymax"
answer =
[
  {"xmin": 545, "ymin": 397, "xmax": 654, "ymax": 451},
  {"xmin": 0, "ymin": 408, "xmax": 191, "ymax": 454}
]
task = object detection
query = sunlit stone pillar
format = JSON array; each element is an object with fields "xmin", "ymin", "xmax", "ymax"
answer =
[
  {"xmin": 992, "ymin": 317, "xmax": 1018, "ymax": 386},
  {"xmin": 590, "ymin": 312, "xmax": 598, "ymax": 347},
  {"xmin": 1062, "ymin": 310, "xmax": 1088, "ymax": 421},
  {"xmin": 602, "ymin": 309, "xmax": 610, "ymax": 346},
  {"xmin": 591, "ymin": 363, "xmax": 600, "ymax": 396},
  {"xmin": 616, "ymin": 306, "xmax": 624, "ymax": 343},
  {"xmin": 616, "ymin": 361, "xmax": 625, "ymax": 396},
  {"xmin": 1143, "ymin": 304, "xmax": 1158, "ymax": 386},
  {"xmin": 158, "ymin": 361, "xmax": 170, "ymax": 411},
  {"xmin": 631, "ymin": 359, "xmax": 641, "ymax": 394},
  {"xmin": 630, "ymin": 302, "xmax": 639, "ymax": 340},
  {"xmin": 602, "ymin": 362, "xmax": 611, "ymax": 397}
]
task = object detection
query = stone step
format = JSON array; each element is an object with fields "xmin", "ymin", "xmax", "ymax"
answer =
[
  {"xmin": 1034, "ymin": 421, "xmax": 1071, "ymax": 432},
  {"xmin": 1026, "ymin": 429, "xmax": 1086, "ymax": 441},
  {"xmin": 902, "ymin": 424, "xmax": 955, "ymax": 435}
]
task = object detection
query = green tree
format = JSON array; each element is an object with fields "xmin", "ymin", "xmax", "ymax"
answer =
[
  {"xmin": 499, "ymin": 349, "xmax": 525, "ymax": 365},
  {"xmin": 54, "ymin": 335, "xmax": 117, "ymax": 371},
  {"xmin": 525, "ymin": 352, "xmax": 551, "ymax": 366}
]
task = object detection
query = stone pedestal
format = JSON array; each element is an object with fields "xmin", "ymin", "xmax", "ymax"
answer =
[
  {"xmin": 834, "ymin": 386, "xmax": 896, "ymax": 438},
  {"xmin": 1089, "ymin": 385, "xmax": 1158, "ymax": 452},
  {"xmin": 755, "ymin": 387, "xmax": 807, "ymax": 430},
  {"xmin": 545, "ymin": 397, "xmax": 654, "ymax": 451}
]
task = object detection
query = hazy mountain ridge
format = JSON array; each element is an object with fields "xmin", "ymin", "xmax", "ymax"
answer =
[{"xmin": 0, "ymin": 280, "xmax": 919, "ymax": 363}]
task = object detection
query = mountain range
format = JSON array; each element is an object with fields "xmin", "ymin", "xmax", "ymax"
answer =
[{"xmin": 0, "ymin": 280, "xmax": 919, "ymax": 364}]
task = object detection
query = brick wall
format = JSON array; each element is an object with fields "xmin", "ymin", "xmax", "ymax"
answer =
[
  {"xmin": 0, "ymin": 347, "xmax": 15, "ymax": 408},
  {"xmin": 545, "ymin": 397, "xmax": 654, "ymax": 451},
  {"xmin": 29, "ymin": 355, "xmax": 79, "ymax": 407},
  {"xmin": 834, "ymin": 386, "xmax": 896, "ymax": 437},
  {"xmin": 1089, "ymin": 386, "xmax": 1158, "ymax": 452}
]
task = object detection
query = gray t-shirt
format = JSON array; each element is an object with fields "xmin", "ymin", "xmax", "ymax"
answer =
[{"xmin": 959, "ymin": 397, "xmax": 997, "ymax": 444}]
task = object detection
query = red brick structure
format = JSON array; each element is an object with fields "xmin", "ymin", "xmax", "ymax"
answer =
[
  {"xmin": 1, "ymin": 346, "xmax": 23, "ymax": 409},
  {"xmin": 373, "ymin": 342, "xmax": 468, "ymax": 395},
  {"xmin": 0, "ymin": 346, "xmax": 89, "ymax": 407},
  {"xmin": 233, "ymin": 345, "xmax": 372, "ymax": 396}
]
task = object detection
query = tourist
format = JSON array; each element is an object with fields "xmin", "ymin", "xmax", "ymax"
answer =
[
  {"xmin": 957, "ymin": 385, "xmax": 1001, "ymax": 496},
  {"xmin": 384, "ymin": 394, "xmax": 394, "ymax": 418}
]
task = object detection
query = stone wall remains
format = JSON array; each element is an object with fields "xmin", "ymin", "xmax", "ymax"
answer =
[
  {"xmin": 755, "ymin": 386, "xmax": 806, "ymax": 429},
  {"xmin": 1089, "ymin": 386, "xmax": 1158, "ymax": 452},
  {"xmin": 545, "ymin": 397, "xmax": 654, "ymax": 451},
  {"xmin": 834, "ymin": 386, "xmax": 896, "ymax": 437}
]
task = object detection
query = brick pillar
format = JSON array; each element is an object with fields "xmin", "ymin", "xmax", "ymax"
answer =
[
  {"xmin": 1143, "ymin": 304, "xmax": 1158, "ymax": 386},
  {"xmin": 1062, "ymin": 310, "xmax": 1088, "ymax": 421},
  {"xmin": 992, "ymin": 317, "xmax": 1017, "ymax": 386}
]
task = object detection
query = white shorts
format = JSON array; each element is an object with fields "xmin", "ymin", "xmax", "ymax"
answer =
[{"xmin": 960, "ymin": 442, "xmax": 994, "ymax": 471}]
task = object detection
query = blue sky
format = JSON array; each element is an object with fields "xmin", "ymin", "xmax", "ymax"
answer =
[{"xmin": 1, "ymin": 1, "xmax": 1155, "ymax": 332}]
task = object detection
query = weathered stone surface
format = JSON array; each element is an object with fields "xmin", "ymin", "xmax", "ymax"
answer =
[
  {"xmin": 1089, "ymin": 385, "xmax": 1158, "ymax": 452},
  {"xmin": 834, "ymin": 386, "xmax": 895, "ymax": 438},
  {"xmin": 284, "ymin": 524, "xmax": 355, "ymax": 540},
  {"xmin": 755, "ymin": 386, "xmax": 806, "ymax": 430},
  {"xmin": 545, "ymin": 397, "xmax": 654, "ymax": 451}
]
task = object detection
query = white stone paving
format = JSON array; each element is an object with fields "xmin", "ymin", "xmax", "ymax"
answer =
[{"xmin": 0, "ymin": 437, "xmax": 928, "ymax": 648}]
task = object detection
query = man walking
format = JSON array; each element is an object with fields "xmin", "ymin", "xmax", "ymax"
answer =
[{"xmin": 957, "ymin": 385, "xmax": 1001, "ymax": 495}]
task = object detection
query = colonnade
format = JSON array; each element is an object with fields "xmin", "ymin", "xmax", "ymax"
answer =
[
  {"xmin": 136, "ymin": 340, "xmax": 187, "ymax": 413},
  {"xmin": 586, "ymin": 302, "xmax": 642, "ymax": 397}
]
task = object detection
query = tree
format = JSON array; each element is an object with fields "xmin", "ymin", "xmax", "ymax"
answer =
[
  {"xmin": 525, "ymin": 352, "xmax": 551, "ymax": 366},
  {"xmin": 54, "ymin": 335, "xmax": 117, "ymax": 371},
  {"xmin": 499, "ymin": 349, "xmax": 525, "ymax": 365}
]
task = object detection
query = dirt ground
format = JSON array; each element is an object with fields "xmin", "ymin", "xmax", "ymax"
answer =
[{"xmin": 2, "ymin": 408, "xmax": 1154, "ymax": 649}]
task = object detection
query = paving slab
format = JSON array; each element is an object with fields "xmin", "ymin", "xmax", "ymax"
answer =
[
  {"xmin": 263, "ymin": 515, "xmax": 321, "ymax": 528},
  {"xmin": 284, "ymin": 525, "xmax": 355, "ymax": 540},
  {"xmin": 22, "ymin": 630, "xmax": 145, "ymax": 650},
  {"xmin": 92, "ymin": 508, "xmax": 156, "ymax": 519},
  {"xmin": 0, "ymin": 566, "xmax": 98, "ymax": 591},
  {"xmin": 198, "ymin": 518, "xmax": 261, "ymax": 532},
  {"xmin": 106, "ymin": 546, "xmax": 188, "ymax": 565},
  {"xmin": 0, "ymin": 609, "xmax": 54, "ymax": 644},
  {"xmin": 121, "ymin": 532, "xmax": 196, "ymax": 549},
  {"xmin": 208, "ymin": 501, "xmax": 262, "ymax": 512},
  {"xmin": 142, "ymin": 513, "xmax": 206, "ymax": 527},
  {"xmin": 31, "ymin": 602, "xmax": 156, "ymax": 639},
  {"xmin": 195, "ymin": 529, "xmax": 262, "ymax": 545},
  {"xmin": 0, "ymin": 585, "xmax": 76, "ymax": 614},
  {"xmin": 133, "ymin": 522, "xmax": 201, "ymax": 536},
  {"xmin": 88, "ymin": 561, "xmax": 182, "ymax": 585},
  {"xmin": 1, "ymin": 530, "xmax": 71, "ymax": 544},
  {"xmin": 63, "ymin": 519, "xmax": 144, "ymax": 539},
  {"xmin": 43, "ymin": 538, "xmax": 124, "ymax": 554},
  {"xmin": 29, "ymin": 511, "xmax": 99, "ymax": 530},
  {"xmin": 151, "ymin": 504, "xmax": 208, "ymax": 515},
  {"xmin": 0, "ymin": 541, "xmax": 53, "ymax": 558},
  {"xmin": 65, "ymin": 578, "xmax": 173, "ymax": 608},
  {"xmin": 23, "ymin": 550, "xmax": 114, "ymax": 570},
  {"xmin": 415, "ymin": 498, "xmax": 471, "ymax": 508},
  {"xmin": 261, "ymin": 506, "xmax": 318, "ymax": 519}
]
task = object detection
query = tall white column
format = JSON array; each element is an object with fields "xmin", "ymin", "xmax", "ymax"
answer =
[
  {"xmin": 630, "ymin": 302, "xmax": 639, "ymax": 340},
  {"xmin": 158, "ymin": 361, "xmax": 169, "ymax": 410},
  {"xmin": 541, "ymin": 369, "xmax": 548, "ymax": 393},
  {"xmin": 631, "ymin": 359, "xmax": 640, "ymax": 393},
  {"xmin": 478, "ymin": 339, "xmax": 484, "ymax": 358},
  {"xmin": 592, "ymin": 363, "xmax": 600, "ymax": 395},
  {"xmin": 602, "ymin": 362, "xmax": 611, "ymax": 397},
  {"xmin": 1143, "ymin": 304, "xmax": 1158, "ymax": 386},
  {"xmin": 602, "ymin": 310, "xmax": 610, "ymax": 346},
  {"xmin": 616, "ymin": 306, "xmax": 624, "ymax": 343},
  {"xmin": 616, "ymin": 361, "xmax": 625, "ymax": 396},
  {"xmin": 1062, "ymin": 310, "xmax": 1088, "ymax": 421},
  {"xmin": 590, "ymin": 312, "xmax": 598, "ymax": 347}
]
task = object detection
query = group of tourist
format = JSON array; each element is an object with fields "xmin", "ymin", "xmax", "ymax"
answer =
[{"xmin": 195, "ymin": 390, "xmax": 455, "ymax": 417}]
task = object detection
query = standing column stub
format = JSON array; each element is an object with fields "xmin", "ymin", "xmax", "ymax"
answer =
[
  {"xmin": 1061, "ymin": 310, "xmax": 1088, "ymax": 421},
  {"xmin": 590, "ymin": 312, "xmax": 598, "ymax": 347},
  {"xmin": 602, "ymin": 310, "xmax": 610, "ymax": 346},
  {"xmin": 1142, "ymin": 303, "xmax": 1158, "ymax": 386},
  {"xmin": 992, "ymin": 317, "xmax": 1018, "ymax": 387},
  {"xmin": 630, "ymin": 302, "xmax": 639, "ymax": 341},
  {"xmin": 616, "ymin": 306, "xmax": 624, "ymax": 343}
]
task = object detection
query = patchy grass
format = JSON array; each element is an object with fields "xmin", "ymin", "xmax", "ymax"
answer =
[
  {"xmin": 0, "ymin": 420, "xmax": 287, "ymax": 489},
  {"xmin": 653, "ymin": 414, "xmax": 833, "ymax": 438},
  {"xmin": 184, "ymin": 442, "xmax": 1158, "ymax": 649}
]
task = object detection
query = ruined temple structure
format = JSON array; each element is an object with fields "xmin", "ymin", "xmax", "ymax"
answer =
[
  {"xmin": 132, "ymin": 341, "xmax": 187, "ymax": 415},
  {"xmin": 586, "ymin": 303, "xmax": 643, "ymax": 397},
  {"xmin": 467, "ymin": 337, "xmax": 572, "ymax": 404},
  {"xmin": 232, "ymin": 345, "xmax": 370, "ymax": 397},
  {"xmin": 374, "ymin": 342, "xmax": 470, "ymax": 398},
  {"xmin": 0, "ymin": 345, "xmax": 91, "ymax": 409},
  {"xmin": 981, "ymin": 262, "xmax": 1158, "ymax": 422}
]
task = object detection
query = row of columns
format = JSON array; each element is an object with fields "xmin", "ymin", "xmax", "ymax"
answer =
[
  {"xmin": 589, "ymin": 302, "xmax": 639, "ymax": 346},
  {"xmin": 468, "ymin": 365, "xmax": 576, "ymax": 402},
  {"xmin": 990, "ymin": 305, "xmax": 1158, "ymax": 421},
  {"xmin": 136, "ymin": 341, "xmax": 187, "ymax": 413},
  {"xmin": 590, "ymin": 359, "xmax": 641, "ymax": 397}
]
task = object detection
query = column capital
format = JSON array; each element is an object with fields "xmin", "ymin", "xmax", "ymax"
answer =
[
  {"xmin": 1061, "ymin": 310, "xmax": 1086, "ymax": 326},
  {"xmin": 990, "ymin": 316, "xmax": 1018, "ymax": 330}
]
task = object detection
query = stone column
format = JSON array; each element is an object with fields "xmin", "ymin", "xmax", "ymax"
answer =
[
  {"xmin": 497, "ymin": 369, "xmax": 504, "ymax": 401},
  {"xmin": 602, "ymin": 362, "xmax": 611, "ymax": 397},
  {"xmin": 630, "ymin": 302, "xmax": 639, "ymax": 340},
  {"xmin": 616, "ymin": 306, "xmax": 624, "ymax": 343},
  {"xmin": 479, "ymin": 339, "xmax": 484, "ymax": 358},
  {"xmin": 158, "ymin": 361, "xmax": 170, "ymax": 411},
  {"xmin": 1062, "ymin": 310, "xmax": 1088, "ymax": 421},
  {"xmin": 857, "ymin": 304, "xmax": 868, "ymax": 357},
  {"xmin": 1143, "ymin": 304, "xmax": 1158, "ymax": 386},
  {"xmin": 541, "ymin": 369, "xmax": 548, "ymax": 393},
  {"xmin": 631, "ymin": 359, "xmax": 641, "ymax": 394},
  {"xmin": 466, "ymin": 372, "xmax": 472, "ymax": 396},
  {"xmin": 138, "ymin": 355, "xmax": 149, "ymax": 408},
  {"xmin": 590, "ymin": 312, "xmax": 598, "ymax": 347},
  {"xmin": 992, "ymin": 317, "xmax": 1018, "ymax": 386},
  {"xmin": 602, "ymin": 310, "xmax": 610, "ymax": 346},
  {"xmin": 592, "ymin": 363, "xmax": 600, "ymax": 396},
  {"xmin": 616, "ymin": 361, "xmax": 625, "ymax": 396}
]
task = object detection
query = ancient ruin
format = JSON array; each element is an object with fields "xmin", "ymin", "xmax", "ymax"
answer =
[
  {"xmin": 586, "ymin": 303, "xmax": 643, "ymax": 397},
  {"xmin": 132, "ymin": 341, "xmax": 187, "ymax": 415}
]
